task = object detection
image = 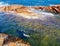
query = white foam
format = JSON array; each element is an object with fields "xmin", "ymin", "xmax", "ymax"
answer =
[
  {"xmin": 39, "ymin": 12, "xmax": 54, "ymax": 16},
  {"xmin": 49, "ymin": 4, "xmax": 56, "ymax": 6},
  {"xmin": 0, "ymin": 1, "xmax": 9, "ymax": 7},
  {"xmin": 23, "ymin": 34, "xmax": 30, "ymax": 37},
  {"xmin": 29, "ymin": 8, "xmax": 54, "ymax": 16}
]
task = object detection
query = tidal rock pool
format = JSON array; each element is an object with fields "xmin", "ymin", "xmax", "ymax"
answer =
[{"xmin": 0, "ymin": 12, "xmax": 60, "ymax": 46}]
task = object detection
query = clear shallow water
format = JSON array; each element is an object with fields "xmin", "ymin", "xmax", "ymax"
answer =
[
  {"xmin": 0, "ymin": 12, "xmax": 26, "ymax": 38},
  {"xmin": 0, "ymin": 12, "xmax": 60, "ymax": 34},
  {"xmin": 0, "ymin": 0, "xmax": 60, "ymax": 6},
  {"xmin": 0, "ymin": 12, "xmax": 31, "ymax": 39},
  {"xmin": 0, "ymin": 12, "xmax": 60, "ymax": 46}
]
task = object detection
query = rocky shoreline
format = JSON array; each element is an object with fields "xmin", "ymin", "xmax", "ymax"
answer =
[
  {"xmin": 33, "ymin": 5, "xmax": 60, "ymax": 13},
  {"xmin": 0, "ymin": 5, "xmax": 60, "ymax": 20},
  {"xmin": 0, "ymin": 5, "xmax": 59, "ymax": 20},
  {"xmin": 0, "ymin": 33, "xmax": 30, "ymax": 46},
  {"xmin": 0, "ymin": 5, "xmax": 60, "ymax": 13}
]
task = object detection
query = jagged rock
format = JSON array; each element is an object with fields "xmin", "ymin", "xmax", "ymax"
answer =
[
  {"xmin": 33, "ymin": 5, "xmax": 60, "ymax": 13},
  {"xmin": 0, "ymin": 33, "xmax": 30, "ymax": 46},
  {"xmin": 0, "ymin": 5, "xmax": 60, "ymax": 14}
]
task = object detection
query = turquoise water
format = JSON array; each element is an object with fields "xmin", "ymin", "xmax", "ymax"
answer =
[{"xmin": 0, "ymin": 0, "xmax": 60, "ymax": 6}]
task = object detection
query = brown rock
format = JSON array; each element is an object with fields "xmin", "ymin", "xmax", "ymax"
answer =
[
  {"xmin": 0, "ymin": 5, "xmax": 60, "ymax": 14},
  {"xmin": 0, "ymin": 5, "xmax": 60, "ymax": 19},
  {"xmin": 33, "ymin": 5, "xmax": 60, "ymax": 13},
  {"xmin": 0, "ymin": 33, "xmax": 30, "ymax": 46}
]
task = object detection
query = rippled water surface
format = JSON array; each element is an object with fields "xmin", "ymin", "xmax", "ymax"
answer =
[{"xmin": 0, "ymin": 0, "xmax": 60, "ymax": 6}]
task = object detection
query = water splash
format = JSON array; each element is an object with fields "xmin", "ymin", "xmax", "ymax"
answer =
[{"xmin": 0, "ymin": 1, "xmax": 9, "ymax": 7}]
